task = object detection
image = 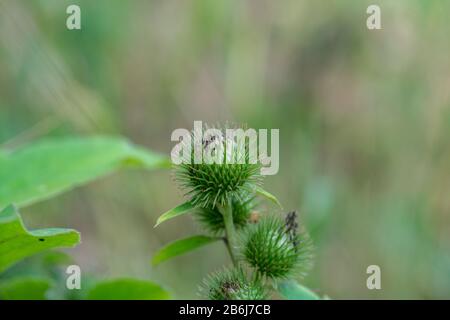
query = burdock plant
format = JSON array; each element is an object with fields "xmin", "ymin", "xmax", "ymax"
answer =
[{"xmin": 152, "ymin": 124, "xmax": 320, "ymax": 300}]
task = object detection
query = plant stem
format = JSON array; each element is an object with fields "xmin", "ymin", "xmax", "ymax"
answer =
[
  {"xmin": 218, "ymin": 201, "xmax": 237, "ymax": 266},
  {"xmin": 222, "ymin": 237, "xmax": 235, "ymax": 266}
]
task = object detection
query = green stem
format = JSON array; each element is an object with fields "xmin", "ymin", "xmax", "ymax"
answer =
[
  {"xmin": 218, "ymin": 201, "xmax": 237, "ymax": 266},
  {"xmin": 222, "ymin": 238, "xmax": 235, "ymax": 266}
]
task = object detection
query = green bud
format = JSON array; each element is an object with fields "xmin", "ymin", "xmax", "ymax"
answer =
[
  {"xmin": 201, "ymin": 266, "xmax": 267, "ymax": 300},
  {"xmin": 195, "ymin": 195, "xmax": 256, "ymax": 234},
  {"xmin": 242, "ymin": 212, "xmax": 313, "ymax": 279},
  {"xmin": 175, "ymin": 124, "xmax": 261, "ymax": 209}
]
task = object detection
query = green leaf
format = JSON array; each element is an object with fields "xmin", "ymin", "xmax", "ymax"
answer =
[
  {"xmin": 152, "ymin": 235, "xmax": 220, "ymax": 265},
  {"xmin": 0, "ymin": 205, "xmax": 80, "ymax": 273},
  {"xmin": 278, "ymin": 280, "xmax": 320, "ymax": 300},
  {"xmin": 0, "ymin": 136, "xmax": 170, "ymax": 209},
  {"xmin": 87, "ymin": 278, "xmax": 171, "ymax": 300},
  {"xmin": 0, "ymin": 277, "xmax": 51, "ymax": 300},
  {"xmin": 154, "ymin": 201, "xmax": 195, "ymax": 227},
  {"xmin": 255, "ymin": 187, "xmax": 282, "ymax": 208}
]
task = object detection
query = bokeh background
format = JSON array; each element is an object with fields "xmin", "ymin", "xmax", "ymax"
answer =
[{"xmin": 1, "ymin": 0, "xmax": 449, "ymax": 299}]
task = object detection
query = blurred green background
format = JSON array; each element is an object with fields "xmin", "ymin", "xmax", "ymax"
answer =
[{"xmin": 1, "ymin": 0, "xmax": 449, "ymax": 299}]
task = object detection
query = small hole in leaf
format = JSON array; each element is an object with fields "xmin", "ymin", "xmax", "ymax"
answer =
[{"xmin": 39, "ymin": 238, "xmax": 45, "ymax": 242}]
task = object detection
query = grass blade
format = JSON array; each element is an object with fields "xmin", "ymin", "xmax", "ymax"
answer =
[
  {"xmin": 154, "ymin": 201, "xmax": 195, "ymax": 227},
  {"xmin": 152, "ymin": 235, "xmax": 220, "ymax": 265},
  {"xmin": 255, "ymin": 187, "xmax": 282, "ymax": 208}
]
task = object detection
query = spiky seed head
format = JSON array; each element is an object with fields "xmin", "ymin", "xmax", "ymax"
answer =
[
  {"xmin": 242, "ymin": 212, "xmax": 313, "ymax": 279},
  {"xmin": 201, "ymin": 266, "xmax": 268, "ymax": 300},
  {"xmin": 174, "ymin": 124, "xmax": 261, "ymax": 209},
  {"xmin": 195, "ymin": 195, "xmax": 256, "ymax": 234}
]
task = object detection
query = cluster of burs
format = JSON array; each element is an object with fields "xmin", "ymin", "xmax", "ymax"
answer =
[{"xmin": 171, "ymin": 127, "xmax": 313, "ymax": 300}]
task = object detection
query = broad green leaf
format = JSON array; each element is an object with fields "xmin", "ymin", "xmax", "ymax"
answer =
[
  {"xmin": 0, "ymin": 205, "xmax": 80, "ymax": 273},
  {"xmin": 278, "ymin": 280, "xmax": 320, "ymax": 300},
  {"xmin": 152, "ymin": 235, "xmax": 220, "ymax": 265},
  {"xmin": 0, "ymin": 136, "xmax": 170, "ymax": 209},
  {"xmin": 0, "ymin": 277, "xmax": 51, "ymax": 300},
  {"xmin": 255, "ymin": 187, "xmax": 282, "ymax": 208},
  {"xmin": 154, "ymin": 201, "xmax": 195, "ymax": 227},
  {"xmin": 87, "ymin": 278, "xmax": 171, "ymax": 300}
]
